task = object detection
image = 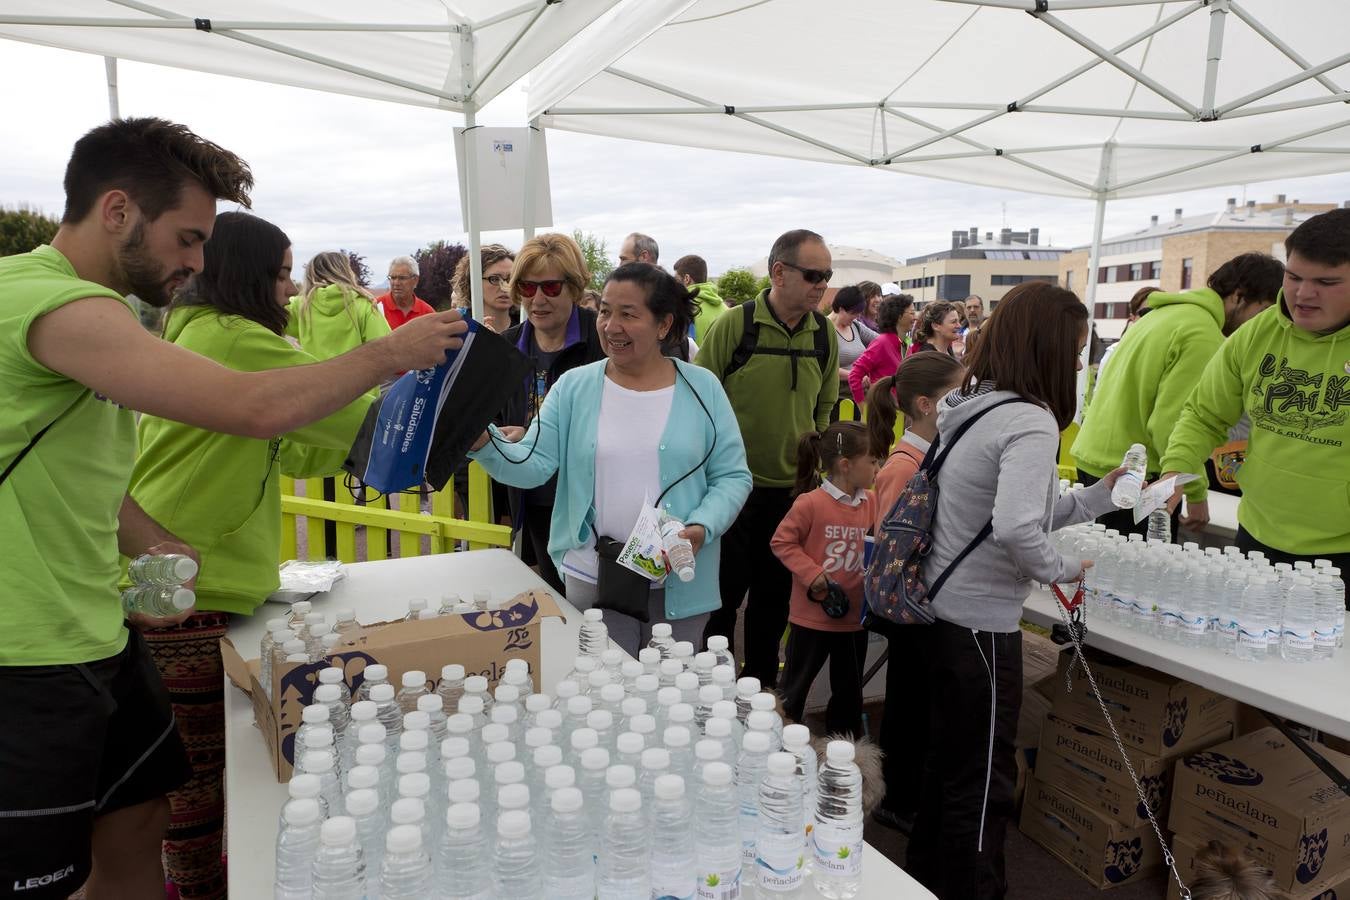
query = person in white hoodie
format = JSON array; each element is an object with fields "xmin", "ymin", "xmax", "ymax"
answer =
[{"xmin": 904, "ymin": 281, "xmax": 1124, "ymax": 900}]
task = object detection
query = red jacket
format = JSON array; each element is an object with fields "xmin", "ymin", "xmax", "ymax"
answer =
[
  {"xmin": 375, "ymin": 293, "xmax": 436, "ymax": 330},
  {"xmin": 771, "ymin": 481, "xmax": 875, "ymax": 633}
]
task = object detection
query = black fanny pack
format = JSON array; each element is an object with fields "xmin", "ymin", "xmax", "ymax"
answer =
[{"xmin": 594, "ymin": 536, "xmax": 652, "ymax": 622}]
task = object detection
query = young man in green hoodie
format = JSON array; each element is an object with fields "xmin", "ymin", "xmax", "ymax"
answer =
[
  {"xmin": 674, "ymin": 253, "xmax": 727, "ymax": 345},
  {"xmin": 1071, "ymin": 252, "xmax": 1284, "ymax": 536},
  {"xmin": 1163, "ymin": 210, "xmax": 1350, "ymax": 574}
]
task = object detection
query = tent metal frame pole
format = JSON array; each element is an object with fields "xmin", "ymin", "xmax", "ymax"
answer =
[
  {"xmin": 1216, "ymin": 49, "xmax": 1350, "ymax": 116},
  {"xmin": 1226, "ymin": 0, "xmax": 1346, "ymax": 98},
  {"xmin": 459, "ymin": 29, "xmax": 484, "ymax": 322},
  {"xmin": 547, "ymin": 101, "xmax": 1193, "ymax": 121},
  {"xmin": 1225, "ymin": 91, "xmax": 1350, "ymax": 118},
  {"xmin": 475, "ymin": 2, "xmax": 538, "ymax": 31},
  {"xmin": 939, "ymin": 0, "xmax": 1194, "ymax": 8},
  {"xmin": 522, "ymin": 117, "xmax": 540, "ymax": 241},
  {"xmin": 466, "ymin": 0, "xmax": 551, "ymax": 102},
  {"xmin": 1079, "ymin": 142, "xmax": 1113, "ymax": 420},
  {"xmin": 104, "ymin": 55, "xmax": 119, "ymax": 118},
  {"xmin": 0, "ymin": 15, "xmax": 465, "ymax": 31},
  {"xmin": 1200, "ymin": 0, "xmax": 1228, "ymax": 118}
]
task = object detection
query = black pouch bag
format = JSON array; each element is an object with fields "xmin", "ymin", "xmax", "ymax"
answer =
[{"xmin": 594, "ymin": 536, "xmax": 653, "ymax": 622}]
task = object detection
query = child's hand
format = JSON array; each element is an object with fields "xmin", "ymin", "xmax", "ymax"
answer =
[{"xmin": 808, "ymin": 573, "xmax": 829, "ymax": 601}]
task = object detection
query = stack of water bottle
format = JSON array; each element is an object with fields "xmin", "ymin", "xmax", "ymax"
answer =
[
  {"xmin": 120, "ymin": 553, "xmax": 199, "ymax": 617},
  {"xmin": 1051, "ymin": 447, "xmax": 1345, "ymax": 664},
  {"xmin": 272, "ymin": 608, "xmax": 866, "ymax": 898}
]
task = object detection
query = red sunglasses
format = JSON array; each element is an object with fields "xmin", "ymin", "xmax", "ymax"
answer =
[{"xmin": 516, "ymin": 279, "xmax": 567, "ymax": 298}]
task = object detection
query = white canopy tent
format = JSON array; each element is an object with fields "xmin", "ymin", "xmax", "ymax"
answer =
[
  {"xmin": 0, "ymin": 0, "xmax": 691, "ymax": 315},
  {"xmin": 530, "ymin": 0, "xmax": 1350, "ymax": 349}
]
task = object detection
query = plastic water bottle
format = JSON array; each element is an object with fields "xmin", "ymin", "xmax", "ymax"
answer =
[
  {"xmin": 813, "ymin": 740, "xmax": 864, "ymax": 899},
  {"xmin": 579, "ymin": 607, "xmax": 609, "ymax": 656},
  {"xmin": 282, "ymin": 773, "xmax": 328, "ymax": 827},
  {"xmin": 435, "ymin": 663, "xmax": 466, "ymax": 711},
  {"xmin": 737, "ymin": 730, "xmax": 771, "ymax": 873},
  {"xmin": 782, "ymin": 724, "xmax": 818, "ymax": 851},
  {"xmin": 1110, "ymin": 444, "xmax": 1148, "ymax": 508},
  {"xmin": 394, "ymin": 670, "xmax": 428, "ymax": 714},
  {"xmin": 491, "ymin": 809, "xmax": 542, "ymax": 898},
  {"xmin": 1147, "ymin": 507, "xmax": 1171, "ymax": 544},
  {"xmin": 342, "ymin": 789, "xmax": 384, "ymax": 881},
  {"xmin": 650, "ymin": 774, "xmax": 697, "ymax": 900},
  {"xmin": 694, "ymin": 761, "xmax": 743, "ymax": 899},
  {"xmin": 1282, "ymin": 576, "xmax": 1317, "ymax": 662},
  {"xmin": 379, "ymin": 824, "xmax": 433, "ymax": 899},
  {"xmin": 368, "ymin": 683, "xmax": 404, "ymax": 753},
  {"xmin": 693, "ymin": 739, "xmax": 725, "ymax": 786},
  {"xmin": 648, "ymin": 623, "xmax": 676, "ymax": 659},
  {"xmin": 310, "ymin": 816, "xmax": 367, "ymax": 900},
  {"xmin": 462, "ymin": 674, "xmax": 491, "ymax": 713},
  {"xmin": 331, "ymin": 607, "xmax": 359, "ymax": 639},
  {"xmin": 712, "ymin": 666, "xmax": 737, "ymax": 704},
  {"xmin": 598, "ymin": 788, "xmax": 651, "ymax": 899},
  {"xmin": 506, "ymin": 657, "xmax": 535, "ymax": 694},
  {"xmin": 705, "ymin": 717, "xmax": 740, "ymax": 778},
  {"xmin": 748, "ymin": 708, "xmax": 783, "ymax": 754},
  {"xmin": 1316, "ymin": 570, "xmax": 1345, "ymax": 659},
  {"xmin": 1218, "ymin": 566, "xmax": 1248, "ymax": 654},
  {"xmin": 301, "ymin": 613, "xmax": 326, "ymax": 660},
  {"xmin": 1157, "ymin": 550, "xmax": 1188, "ymax": 642},
  {"xmin": 259, "ymin": 619, "xmax": 289, "ymax": 696},
  {"xmin": 707, "ymin": 634, "xmax": 736, "ymax": 671},
  {"xmin": 656, "ymin": 686, "xmax": 682, "ymax": 731},
  {"xmin": 128, "ymin": 552, "xmax": 198, "ymax": 586},
  {"xmin": 435, "ymin": 802, "xmax": 491, "ymax": 900},
  {"xmin": 664, "ymin": 726, "xmax": 695, "ymax": 780},
  {"xmin": 757, "ymin": 752, "xmax": 805, "ymax": 896},
  {"xmin": 542, "ymin": 787, "xmax": 595, "ymax": 899},
  {"xmin": 660, "ymin": 515, "xmax": 697, "ymax": 582},
  {"xmin": 640, "ymin": 747, "xmax": 672, "ymax": 814},
  {"xmin": 564, "ymin": 695, "xmax": 594, "ymax": 740},
  {"xmin": 735, "ymin": 678, "xmax": 760, "ymax": 726},
  {"xmin": 275, "ymin": 798, "xmax": 323, "ymax": 899},
  {"xmin": 355, "ymin": 664, "xmax": 389, "ymax": 704},
  {"xmin": 318, "ymin": 666, "xmax": 352, "ymax": 706},
  {"xmin": 1237, "ymin": 575, "xmax": 1275, "ymax": 662},
  {"xmin": 597, "ymin": 683, "xmax": 626, "ymax": 721},
  {"xmin": 121, "ymin": 584, "xmax": 194, "ymax": 618},
  {"xmin": 639, "ymin": 647, "xmax": 663, "ymax": 677},
  {"xmin": 544, "ymin": 764, "xmax": 577, "ymax": 816}
]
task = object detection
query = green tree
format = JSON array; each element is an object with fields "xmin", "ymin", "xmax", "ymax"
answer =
[
  {"xmin": 343, "ymin": 249, "xmax": 372, "ymax": 287},
  {"xmin": 0, "ymin": 205, "xmax": 60, "ymax": 257},
  {"xmin": 572, "ymin": 230, "xmax": 614, "ymax": 292},
  {"xmin": 716, "ymin": 268, "xmax": 761, "ymax": 307}
]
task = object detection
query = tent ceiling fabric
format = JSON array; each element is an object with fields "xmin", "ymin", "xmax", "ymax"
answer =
[
  {"xmin": 0, "ymin": 0, "xmax": 626, "ymax": 110},
  {"xmin": 530, "ymin": 0, "xmax": 1350, "ymax": 200}
]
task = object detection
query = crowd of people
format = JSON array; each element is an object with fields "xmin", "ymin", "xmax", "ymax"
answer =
[{"xmin": 2, "ymin": 116, "xmax": 1348, "ymax": 900}]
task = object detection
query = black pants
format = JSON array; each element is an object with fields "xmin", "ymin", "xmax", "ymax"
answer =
[
  {"xmin": 877, "ymin": 622, "xmax": 928, "ymax": 817},
  {"xmin": 779, "ymin": 626, "xmax": 868, "ymax": 737},
  {"xmin": 906, "ymin": 619, "xmax": 1022, "ymax": 900},
  {"xmin": 704, "ymin": 485, "xmax": 793, "ymax": 687},
  {"xmin": 519, "ymin": 504, "xmax": 565, "ymax": 596},
  {"xmin": 1076, "ymin": 468, "xmax": 1180, "ymax": 541},
  {"xmin": 1237, "ymin": 526, "xmax": 1350, "ymax": 608}
]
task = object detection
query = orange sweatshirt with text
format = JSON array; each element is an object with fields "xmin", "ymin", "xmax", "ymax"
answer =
[
  {"xmin": 771, "ymin": 484, "xmax": 876, "ymax": 633},
  {"xmin": 874, "ymin": 441, "xmax": 925, "ymax": 534}
]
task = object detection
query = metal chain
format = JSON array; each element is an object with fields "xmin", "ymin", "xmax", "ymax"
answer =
[{"xmin": 1054, "ymin": 598, "xmax": 1192, "ymax": 900}]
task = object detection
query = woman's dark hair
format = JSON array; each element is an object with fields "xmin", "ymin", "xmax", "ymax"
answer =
[
  {"xmin": 1206, "ymin": 252, "xmax": 1284, "ymax": 305},
  {"xmin": 831, "ymin": 285, "xmax": 867, "ymax": 314},
  {"xmin": 1128, "ymin": 286, "xmax": 1160, "ymax": 317},
  {"xmin": 875, "ymin": 294, "xmax": 915, "ymax": 334},
  {"xmin": 916, "ymin": 300, "xmax": 958, "ymax": 341},
  {"xmin": 857, "ymin": 280, "xmax": 882, "ymax": 300},
  {"xmin": 1286, "ymin": 208, "xmax": 1350, "ymax": 267},
  {"xmin": 794, "ymin": 421, "xmax": 870, "ymax": 497},
  {"xmin": 605, "ymin": 262, "xmax": 698, "ymax": 360},
  {"xmin": 866, "ymin": 351, "xmax": 965, "ymax": 460},
  {"xmin": 961, "ymin": 281, "xmax": 1087, "ymax": 430},
  {"xmin": 172, "ymin": 211, "xmax": 290, "ymax": 335}
]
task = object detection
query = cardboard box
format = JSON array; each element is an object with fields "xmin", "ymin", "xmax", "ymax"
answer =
[
  {"xmin": 1166, "ymin": 832, "xmax": 1350, "ymax": 900},
  {"xmin": 1035, "ymin": 713, "xmax": 1233, "ymax": 829},
  {"xmin": 223, "ymin": 589, "xmax": 564, "ymax": 781},
  {"xmin": 1052, "ymin": 648, "xmax": 1237, "ymax": 758},
  {"xmin": 1019, "ymin": 775, "xmax": 1164, "ymax": 889},
  {"xmin": 1168, "ymin": 727, "xmax": 1350, "ymax": 891}
]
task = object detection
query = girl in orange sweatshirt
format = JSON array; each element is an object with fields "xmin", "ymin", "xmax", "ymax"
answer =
[{"xmin": 770, "ymin": 421, "xmax": 878, "ymax": 737}]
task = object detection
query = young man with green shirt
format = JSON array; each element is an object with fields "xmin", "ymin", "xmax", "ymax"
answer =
[
  {"xmin": 1163, "ymin": 210, "xmax": 1350, "ymax": 575},
  {"xmin": 695, "ymin": 229, "xmax": 838, "ymax": 686},
  {"xmin": 673, "ymin": 253, "xmax": 727, "ymax": 345},
  {"xmin": 0, "ymin": 118, "xmax": 466, "ymax": 899}
]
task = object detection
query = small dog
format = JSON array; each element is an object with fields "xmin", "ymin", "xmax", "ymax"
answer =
[{"xmin": 774, "ymin": 695, "xmax": 886, "ymax": 816}]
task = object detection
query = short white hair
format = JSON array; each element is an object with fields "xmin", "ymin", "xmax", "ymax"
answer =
[{"xmin": 388, "ymin": 255, "xmax": 419, "ymax": 277}]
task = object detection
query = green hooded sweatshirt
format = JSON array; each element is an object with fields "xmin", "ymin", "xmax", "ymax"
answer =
[
  {"xmin": 691, "ymin": 281, "xmax": 727, "ymax": 345},
  {"xmin": 128, "ymin": 307, "xmax": 372, "ymax": 615},
  {"xmin": 1161, "ymin": 297, "xmax": 1350, "ymax": 555},
  {"xmin": 1072, "ymin": 287, "xmax": 1225, "ymax": 503},
  {"xmin": 286, "ymin": 283, "xmax": 391, "ymax": 362}
]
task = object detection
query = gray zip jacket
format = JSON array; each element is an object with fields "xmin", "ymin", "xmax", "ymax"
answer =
[{"xmin": 924, "ymin": 385, "xmax": 1117, "ymax": 633}]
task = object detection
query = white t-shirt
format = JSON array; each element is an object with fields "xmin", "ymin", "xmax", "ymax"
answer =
[{"xmin": 561, "ymin": 376, "xmax": 675, "ymax": 583}]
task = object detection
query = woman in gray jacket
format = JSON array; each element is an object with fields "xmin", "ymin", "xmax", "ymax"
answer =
[{"xmin": 904, "ymin": 281, "xmax": 1124, "ymax": 900}]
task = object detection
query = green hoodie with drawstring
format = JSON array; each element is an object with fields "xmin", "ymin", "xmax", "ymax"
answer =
[
  {"xmin": 1072, "ymin": 287, "xmax": 1226, "ymax": 503},
  {"xmin": 691, "ymin": 281, "xmax": 728, "ymax": 345},
  {"xmin": 286, "ymin": 283, "xmax": 391, "ymax": 362},
  {"xmin": 1161, "ymin": 297, "xmax": 1350, "ymax": 555},
  {"xmin": 127, "ymin": 306, "xmax": 372, "ymax": 614}
]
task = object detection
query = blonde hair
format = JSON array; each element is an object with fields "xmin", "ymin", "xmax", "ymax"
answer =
[
  {"xmin": 297, "ymin": 251, "xmax": 374, "ymax": 334},
  {"xmin": 510, "ymin": 233, "xmax": 589, "ymax": 305},
  {"xmin": 1189, "ymin": 841, "xmax": 1282, "ymax": 900},
  {"xmin": 451, "ymin": 244, "xmax": 515, "ymax": 307}
]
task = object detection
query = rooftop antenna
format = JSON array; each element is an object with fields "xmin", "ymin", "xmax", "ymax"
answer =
[{"xmin": 1001, "ymin": 201, "xmax": 1007, "ymax": 229}]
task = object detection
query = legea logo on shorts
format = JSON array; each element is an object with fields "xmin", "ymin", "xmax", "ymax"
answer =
[{"xmin": 14, "ymin": 865, "xmax": 76, "ymax": 891}]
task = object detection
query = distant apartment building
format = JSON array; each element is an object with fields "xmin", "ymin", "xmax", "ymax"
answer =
[
  {"xmin": 1058, "ymin": 195, "xmax": 1339, "ymax": 339},
  {"xmin": 891, "ymin": 226, "xmax": 1067, "ymax": 308}
]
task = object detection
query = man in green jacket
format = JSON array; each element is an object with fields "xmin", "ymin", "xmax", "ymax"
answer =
[
  {"xmin": 674, "ymin": 253, "xmax": 727, "ymax": 345},
  {"xmin": 1072, "ymin": 251, "xmax": 1283, "ymax": 536},
  {"xmin": 696, "ymin": 229, "xmax": 838, "ymax": 686},
  {"xmin": 1163, "ymin": 210, "xmax": 1350, "ymax": 573}
]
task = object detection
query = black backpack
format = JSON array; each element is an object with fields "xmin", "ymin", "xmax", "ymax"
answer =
[{"xmin": 721, "ymin": 299, "xmax": 830, "ymax": 390}]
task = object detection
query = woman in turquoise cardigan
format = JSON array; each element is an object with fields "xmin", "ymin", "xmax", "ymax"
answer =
[{"xmin": 471, "ymin": 262, "xmax": 752, "ymax": 654}]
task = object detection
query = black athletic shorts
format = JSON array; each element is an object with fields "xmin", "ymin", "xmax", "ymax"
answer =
[{"xmin": 0, "ymin": 627, "xmax": 192, "ymax": 899}]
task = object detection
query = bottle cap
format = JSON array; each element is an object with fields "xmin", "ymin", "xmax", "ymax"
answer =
[
  {"xmin": 743, "ymin": 731, "xmax": 771, "ymax": 753},
  {"xmin": 445, "ymin": 802, "xmax": 480, "ymax": 830},
  {"xmin": 750, "ymin": 693, "xmax": 777, "ymax": 712},
  {"xmin": 498, "ymin": 783, "xmax": 530, "ymax": 811},
  {"xmin": 282, "ymin": 639, "xmax": 307, "ymax": 655},
  {"xmin": 702, "ymin": 761, "xmax": 733, "ymax": 787},
  {"xmin": 639, "ymin": 648, "xmax": 662, "ymax": 666},
  {"xmin": 783, "ymin": 723, "xmax": 811, "ymax": 749},
  {"xmin": 606, "ymin": 764, "xmax": 637, "ymax": 790},
  {"xmin": 463, "ymin": 675, "xmax": 489, "ymax": 694},
  {"xmin": 349, "ymin": 700, "xmax": 377, "ymax": 722},
  {"xmin": 693, "ymin": 651, "xmax": 717, "ymax": 670},
  {"xmin": 447, "ymin": 779, "xmax": 480, "ymax": 805},
  {"xmin": 602, "ymin": 648, "xmax": 624, "ymax": 667},
  {"xmin": 496, "ymin": 810, "xmax": 531, "ymax": 839},
  {"xmin": 669, "ymin": 704, "xmax": 695, "ymax": 724},
  {"xmin": 458, "ymin": 695, "xmax": 485, "ymax": 716},
  {"xmin": 398, "ymin": 772, "xmax": 430, "ymax": 799},
  {"xmin": 826, "ymin": 740, "xmax": 856, "ymax": 763},
  {"xmin": 672, "ymin": 641, "xmax": 694, "ymax": 659},
  {"xmin": 288, "ymin": 773, "xmax": 321, "ymax": 799},
  {"xmin": 335, "ymin": 607, "xmax": 356, "ymax": 623},
  {"xmin": 318, "ymin": 668, "xmax": 344, "ymax": 686},
  {"xmin": 283, "ymin": 798, "xmax": 321, "ymax": 826},
  {"xmin": 400, "ymin": 729, "xmax": 430, "ymax": 752},
  {"xmin": 486, "ymin": 742, "xmax": 516, "ymax": 764},
  {"xmin": 617, "ymin": 732, "xmax": 644, "ymax": 755},
  {"xmin": 621, "ymin": 698, "xmax": 647, "ymax": 718},
  {"xmin": 654, "ymin": 773, "xmax": 686, "ymax": 800},
  {"xmin": 663, "ymin": 727, "xmax": 690, "ymax": 748},
  {"xmin": 303, "ymin": 727, "xmax": 333, "ymax": 749},
  {"xmin": 523, "ymin": 694, "xmax": 550, "ymax": 715},
  {"xmin": 657, "ymin": 686, "xmax": 682, "ymax": 707},
  {"xmin": 581, "ymin": 747, "xmax": 611, "ymax": 771},
  {"xmin": 389, "ymin": 797, "xmax": 425, "ymax": 826},
  {"xmin": 369, "ymin": 683, "xmax": 395, "ymax": 703},
  {"xmin": 635, "ymin": 674, "xmax": 660, "ymax": 694},
  {"xmin": 621, "ymin": 660, "xmax": 645, "ymax": 679},
  {"xmin": 481, "ymin": 723, "xmax": 509, "ymax": 746},
  {"xmin": 355, "ymin": 743, "xmax": 385, "ymax": 768},
  {"xmin": 344, "ymin": 789, "xmax": 378, "ymax": 817},
  {"xmin": 395, "ymin": 752, "xmax": 426, "ymax": 775},
  {"xmin": 699, "ymin": 685, "xmax": 723, "ymax": 704},
  {"xmin": 446, "ymin": 713, "xmax": 473, "ymax": 735},
  {"xmin": 403, "ymin": 710, "xmax": 430, "ymax": 732},
  {"xmin": 345, "ymin": 765, "xmax": 379, "ymax": 792},
  {"xmin": 651, "ymin": 623, "xmax": 673, "ymax": 638},
  {"xmin": 748, "ymin": 710, "xmax": 776, "ymax": 731},
  {"xmin": 587, "ymin": 710, "xmax": 614, "ymax": 731},
  {"xmin": 505, "ymin": 657, "xmax": 529, "ymax": 673},
  {"xmin": 545, "ymin": 765, "xmax": 576, "ymax": 790},
  {"xmin": 551, "ymin": 787, "xmax": 584, "ymax": 814},
  {"xmin": 524, "ymin": 726, "xmax": 552, "ymax": 749},
  {"xmin": 708, "ymin": 635, "xmax": 729, "ymax": 652},
  {"xmin": 536, "ymin": 709, "xmax": 563, "ymax": 730},
  {"xmin": 444, "ymin": 756, "xmax": 476, "ymax": 783},
  {"xmin": 357, "ymin": 721, "xmax": 386, "ymax": 744},
  {"xmin": 533, "ymin": 745, "xmax": 563, "ymax": 769},
  {"xmin": 610, "ymin": 788, "xmax": 641, "ymax": 813},
  {"xmin": 266, "ymin": 617, "xmax": 289, "ymax": 633},
  {"xmin": 659, "ymin": 660, "xmax": 683, "ymax": 678},
  {"xmin": 408, "ymin": 597, "xmax": 428, "ymax": 612},
  {"xmin": 494, "ymin": 761, "xmax": 525, "ymax": 786},
  {"xmin": 440, "ymin": 664, "xmax": 466, "ymax": 682},
  {"xmin": 705, "ymin": 717, "xmax": 731, "ymax": 738},
  {"xmin": 555, "ymin": 679, "xmax": 580, "ymax": 700},
  {"xmin": 600, "ymin": 683, "xmax": 626, "ymax": 705},
  {"xmin": 695, "ymin": 739, "xmax": 723, "ymax": 761},
  {"xmin": 271, "ymin": 628, "xmax": 295, "ymax": 642},
  {"xmin": 767, "ymin": 752, "xmax": 796, "ymax": 776},
  {"xmin": 300, "ymin": 750, "xmax": 332, "ymax": 773},
  {"xmin": 567, "ymin": 695, "xmax": 593, "ymax": 717},
  {"xmin": 587, "ymin": 670, "xmax": 612, "ymax": 689},
  {"xmin": 631, "ymin": 714, "xmax": 657, "ymax": 736},
  {"xmin": 302, "ymin": 704, "xmax": 330, "ymax": 725},
  {"xmin": 641, "ymin": 748, "xmax": 670, "ymax": 771},
  {"xmin": 495, "ymin": 684, "xmax": 520, "ymax": 704},
  {"xmin": 385, "ymin": 823, "xmax": 422, "ymax": 854},
  {"xmin": 304, "ymin": 612, "xmax": 325, "ymax": 626},
  {"xmin": 711, "ymin": 700, "xmax": 738, "ymax": 721},
  {"xmin": 583, "ymin": 608, "xmax": 604, "ymax": 622},
  {"xmin": 416, "ymin": 694, "xmax": 444, "ymax": 715},
  {"xmin": 736, "ymin": 676, "xmax": 761, "ymax": 697},
  {"xmin": 675, "ymin": 672, "xmax": 699, "ymax": 692},
  {"xmin": 574, "ymin": 656, "xmax": 597, "ymax": 674},
  {"xmin": 491, "ymin": 706, "xmax": 519, "ymax": 727},
  {"xmin": 416, "ymin": 609, "xmax": 438, "ymax": 620}
]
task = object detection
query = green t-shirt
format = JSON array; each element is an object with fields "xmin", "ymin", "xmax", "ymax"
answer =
[{"xmin": 0, "ymin": 245, "xmax": 135, "ymax": 665}]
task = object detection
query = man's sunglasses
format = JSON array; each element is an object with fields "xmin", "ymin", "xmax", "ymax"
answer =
[
  {"xmin": 778, "ymin": 260, "xmax": 833, "ymax": 285},
  {"xmin": 517, "ymin": 279, "xmax": 567, "ymax": 298}
]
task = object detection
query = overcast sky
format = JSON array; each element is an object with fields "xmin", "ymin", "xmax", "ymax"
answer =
[{"xmin": 6, "ymin": 40, "xmax": 1349, "ymax": 285}]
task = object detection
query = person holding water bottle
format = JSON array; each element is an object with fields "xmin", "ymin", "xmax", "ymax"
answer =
[{"xmin": 770, "ymin": 421, "xmax": 877, "ymax": 738}]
